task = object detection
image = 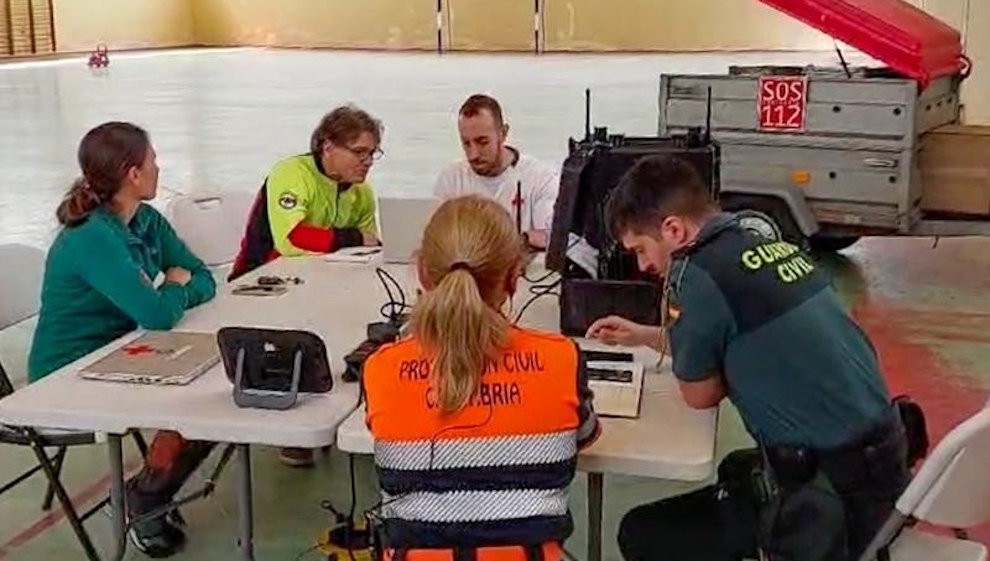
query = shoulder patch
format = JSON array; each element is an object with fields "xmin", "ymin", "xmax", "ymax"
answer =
[{"xmin": 278, "ymin": 192, "xmax": 298, "ymax": 210}]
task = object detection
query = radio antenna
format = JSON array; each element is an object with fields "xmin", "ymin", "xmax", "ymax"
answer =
[
  {"xmin": 584, "ymin": 88, "xmax": 592, "ymax": 141},
  {"xmin": 704, "ymin": 86, "xmax": 713, "ymax": 144}
]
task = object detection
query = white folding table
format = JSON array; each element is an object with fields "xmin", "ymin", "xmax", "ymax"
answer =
[
  {"xmin": 0, "ymin": 254, "xmax": 717, "ymax": 561},
  {"xmin": 0, "ymin": 256, "xmax": 400, "ymax": 561}
]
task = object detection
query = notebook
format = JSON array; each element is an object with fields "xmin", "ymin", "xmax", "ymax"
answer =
[
  {"xmin": 586, "ymin": 360, "xmax": 645, "ymax": 419},
  {"xmin": 79, "ymin": 331, "xmax": 220, "ymax": 385}
]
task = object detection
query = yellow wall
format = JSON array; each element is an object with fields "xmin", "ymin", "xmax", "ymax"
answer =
[
  {"xmin": 38, "ymin": 0, "xmax": 990, "ymax": 124},
  {"xmin": 543, "ymin": 0, "xmax": 832, "ymax": 52},
  {"xmin": 188, "ymin": 0, "xmax": 835, "ymax": 52},
  {"xmin": 193, "ymin": 0, "xmax": 436, "ymax": 50},
  {"xmin": 446, "ymin": 0, "xmax": 534, "ymax": 52},
  {"xmin": 52, "ymin": 0, "xmax": 193, "ymax": 52}
]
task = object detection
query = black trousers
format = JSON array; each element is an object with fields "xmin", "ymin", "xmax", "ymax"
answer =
[{"xmin": 618, "ymin": 422, "xmax": 910, "ymax": 561}]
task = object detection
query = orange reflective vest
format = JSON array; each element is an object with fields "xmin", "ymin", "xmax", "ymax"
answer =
[{"xmin": 364, "ymin": 326, "xmax": 599, "ymax": 552}]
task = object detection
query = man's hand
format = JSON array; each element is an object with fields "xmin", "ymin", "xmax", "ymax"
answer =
[
  {"xmin": 164, "ymin": 267, "xmax": 192, "ymax": 286},
  {"xmin": 586, "ymin": 315, "xmax": 660, "ymax": 349},
  {"xmin": 362, "ymin": 231, "xmax": 381, "ymax": 246}
]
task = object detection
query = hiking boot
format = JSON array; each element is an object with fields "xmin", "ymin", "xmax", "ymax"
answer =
[{"xmin": 128, "ymin": 512, "xmax": 186, "ymax": 558}]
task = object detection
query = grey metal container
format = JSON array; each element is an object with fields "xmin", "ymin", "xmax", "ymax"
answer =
[{"xmin": 659, "ymin": 66, "xmax": 961, "ymax": 236}]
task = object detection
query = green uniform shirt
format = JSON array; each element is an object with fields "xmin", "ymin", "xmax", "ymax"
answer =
[
  {"xmin": 667, "ymin": 213, "xmax": 890, "ymax": 449},
  {"xmin": 266, "ymin": 154, "xmax": 378, "ymax": 257},
  {"xmin": 28, "ymin": 204, "xmax": 216, "ymax": 381}
]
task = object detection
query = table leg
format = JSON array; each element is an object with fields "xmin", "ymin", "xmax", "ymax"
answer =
[
  {"xmin": 587, "ymin": 471, "xmax": 604, "ymax": 561},
  {"xmin": 108, "ymin": 433, "xmax": 127, "ymax": 561},
  {"xmin": 236, "ymin": 444, "xmax": 255, "ymax": 561}
]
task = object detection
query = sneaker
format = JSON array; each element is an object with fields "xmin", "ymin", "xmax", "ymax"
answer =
[
  {"xmin": 128, "ymin": 513, "xmax": 186, "ymax": 558},
  {"xmin": 278, "ymin": 447, "xmax": 315, "ymax": 468}
]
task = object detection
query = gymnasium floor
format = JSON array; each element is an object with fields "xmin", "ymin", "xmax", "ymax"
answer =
[{"xmin": 1, "ymin": 48, "xmax": 988, "ymax": 560}]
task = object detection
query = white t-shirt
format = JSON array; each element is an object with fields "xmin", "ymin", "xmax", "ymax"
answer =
[{"xmin": 433, "ymin": 151, "xmax": 560, "ymax": 232}]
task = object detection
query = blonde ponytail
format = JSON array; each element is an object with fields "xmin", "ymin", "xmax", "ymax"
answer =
[
  {"xmin": 414, "ymin": 269, "xmax": 508, "ymax": 413},
  {"xmin": 412, "ymin": 196, "xmax": 523, "ymax": 414}
]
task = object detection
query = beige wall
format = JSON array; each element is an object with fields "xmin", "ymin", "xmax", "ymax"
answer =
[
  {"xmin": 53, "ymin": 0, "xmax": 193, "ymax": 52},
  {"xmin": 543, "ymin": 0, "xmax": 832, "ymax": 52},
  {"xmin": 446, "ymin": 0, "xmax": 534, "ymax": 52},
  {"xmin": 961, "ymin": 0, "xmax": 989, "ymax": 125},
  {"xmin": 193, "ymin": 0, "xmax": 436, "ymax": 50},
  {"xmin": 39, "ymin": 0, "xmax": 990, "ymax": 124},
  {"xmin": 189, "ymin": 0, "xmax": 835, "ymax": 52}
]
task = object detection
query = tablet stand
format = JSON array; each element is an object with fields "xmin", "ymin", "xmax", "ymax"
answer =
[{"xmin": 232, "ymin": 346, "xmax": 303, "ymax": 410}]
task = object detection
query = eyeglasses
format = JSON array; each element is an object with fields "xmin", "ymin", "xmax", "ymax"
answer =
[{"xmin": 342, "ymin": 144, "xmax": 385, "ymax": 162}]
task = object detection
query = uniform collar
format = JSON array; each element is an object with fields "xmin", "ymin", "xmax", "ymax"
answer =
[
  {"xmin": 310, "ymin": 153, "xmax": 353, "ymax": 192},
  {"xmin": 91, "ymin": 205, "xmax": 152, "ymax": 244},
  {"xmin": 672, "ymin": 212, "xmax": 738, "ymax": 258},
  {"xmin": 479, "ymin": 146, "xmax": 521, "ymax": 179},
  {"xmin": 506, "ymin": 146, "xmax": 520, "ymax": 167}
]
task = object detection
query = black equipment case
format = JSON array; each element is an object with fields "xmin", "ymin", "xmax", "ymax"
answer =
[{"xmin": 547, "ymin": 126, "xmax": 721, "ymax": 335}]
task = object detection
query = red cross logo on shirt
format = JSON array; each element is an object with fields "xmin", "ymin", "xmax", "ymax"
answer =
[{"xmin": 512, "ymin": 192, "xmax": 525, "ymax": 210}]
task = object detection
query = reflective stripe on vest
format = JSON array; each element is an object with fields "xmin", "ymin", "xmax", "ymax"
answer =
[{"xmin": 364, "ymin": 326, "xmax": 582, "ymax": 548}]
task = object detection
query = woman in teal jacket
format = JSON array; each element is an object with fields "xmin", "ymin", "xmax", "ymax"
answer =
[
  {"xmin": 29, "ymin": 123, "xmax": 215, "ymax": 381},
  {"xmin": 28, "ymin": 122, "xmax": 216, "ymax": 558}
]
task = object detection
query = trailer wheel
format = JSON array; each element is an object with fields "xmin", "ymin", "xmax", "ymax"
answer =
[
  {"xmin": 721, "ymin": 195, "xmax": 807, "ymax": 248},
  {"xmin": 810, "ymin": 235, "xmax": 859, "ymax": 252}
]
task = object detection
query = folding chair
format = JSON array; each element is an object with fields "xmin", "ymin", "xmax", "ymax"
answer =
[
  {"xmin": 1, "ymin": 362, "xmax": 129, "ymax": 560},
  {"xmin": 1, "ymin": 241, "xmax": 238, "ymax": 560},
  {"xmin": 858, "ymin": 405, "xmax": 990, "ymax": 561},
  {"xmin": 0, "ymin": 244, "xmax": 148, "ymax": 561},
  {"xmin": 167, "ymin": 190, "xmax": 256, "ymax": 278}
]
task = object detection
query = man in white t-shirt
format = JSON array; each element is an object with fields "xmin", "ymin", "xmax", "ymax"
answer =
[{"xmin": 433, "ymin": 94, "xmax": 560, "ymax": 249}]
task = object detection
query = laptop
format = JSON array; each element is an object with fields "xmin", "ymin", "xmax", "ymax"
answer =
[
  {"xmin": 378, "ymin": 196, "xmax": 441, "ymax": 264},
  {"xmin": 586, "ymin": 360, "xmax": 645, "ymax": 419},
  {"xmin": 80, "ymin": 331, "xmax": 220, "ymax": 386}
]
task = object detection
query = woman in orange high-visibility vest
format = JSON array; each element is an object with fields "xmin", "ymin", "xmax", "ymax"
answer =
[{"xmin": 363, "ymin": 195, "xmax": 601, "ymax": 561}]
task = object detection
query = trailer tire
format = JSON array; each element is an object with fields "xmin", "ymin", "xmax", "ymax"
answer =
[
  {"xmin": 721, "ymin": 195, "xmax": 807, "ymax": 249},
  {"xmin": 810, "ymin": 235, "xmax": 860, "ymax": 252}
]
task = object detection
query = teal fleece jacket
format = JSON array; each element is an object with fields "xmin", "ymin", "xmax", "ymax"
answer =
[{"xmin": 28, "ymin": 204, "xmax": 216, "ymax": 381}]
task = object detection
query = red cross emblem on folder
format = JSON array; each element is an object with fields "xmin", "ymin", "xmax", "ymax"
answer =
[{"xmin": 123, "ymin": 344, "xmax": 155, "ymax": 356}]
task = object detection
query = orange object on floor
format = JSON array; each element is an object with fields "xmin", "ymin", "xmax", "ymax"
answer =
[{"xmin": 384, "ymin": 542, "xmax": 563, "ymax": 561}]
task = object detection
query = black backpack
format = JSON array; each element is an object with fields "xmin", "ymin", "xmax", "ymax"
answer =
[{"xmin": 893, "ymin": 394, "xmax": 929, "ymax": 468}]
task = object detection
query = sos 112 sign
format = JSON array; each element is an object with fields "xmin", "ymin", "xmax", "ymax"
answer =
[{"xmin": 757, "ymin": 75, "xmax": 808, "ymax": 132}]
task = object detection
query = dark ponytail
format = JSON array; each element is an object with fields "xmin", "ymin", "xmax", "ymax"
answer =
[
  {"xmin": 56, "ymin": 122, "xmax": 151, "ymax": 227},
  {"xmin": 57, "ymin": 177, "xmax": 104, "ymax": 227}
]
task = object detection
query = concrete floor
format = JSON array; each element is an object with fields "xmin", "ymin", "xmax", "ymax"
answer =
[{"xmin": 1, "ymin": 48, "xmax": 989, "ymax": 560}]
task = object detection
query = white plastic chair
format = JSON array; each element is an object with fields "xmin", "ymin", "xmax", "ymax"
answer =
[
  {"xmin": 858, "ymin": 405, "xmax": 990, "ymax": 561},
  {"xmin": 167, "ymin": 190, "xmax": 257, "ymax": 270},
  {"xmin": 0, "ymin": 244, "xmax": 45, "ymax": 330}
]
